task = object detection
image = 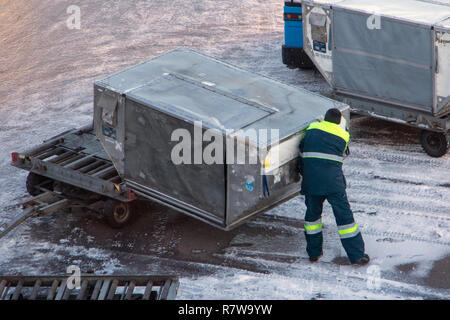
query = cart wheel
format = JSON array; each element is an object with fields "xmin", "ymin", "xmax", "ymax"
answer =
[
  {"xmin": 26, "ymin": 172, "xmax": 51, "ymax": 196},
  {"xmin": 420, "ymin": 130, "xmax": 448, "ymax": 158},
  {"xmin": 104, "ymin": 199, "xmax": 133, "ymax": 229}
]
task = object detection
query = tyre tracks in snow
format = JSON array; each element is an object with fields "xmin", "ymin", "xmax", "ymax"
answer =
[{"xmin": 339, "ymin": 137, "xmax": 450, "ymax": 247}]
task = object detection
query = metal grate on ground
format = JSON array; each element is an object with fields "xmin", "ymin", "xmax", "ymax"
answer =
[{"xmin": 0, "ymin": 275, "xmax": 179, "ymax": 300}]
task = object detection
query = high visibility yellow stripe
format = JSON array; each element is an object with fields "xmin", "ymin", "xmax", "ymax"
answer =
[
  {"xmin": 338, "ymin": 224, "xmax": 358, "ymax": 235},
  {"xmin": 304, "ymin": 223, "xmax": 323, "ymax": 231},
  {"xmin": 307, "ymin": 121, "xmax": 350, "ymax": 144}
]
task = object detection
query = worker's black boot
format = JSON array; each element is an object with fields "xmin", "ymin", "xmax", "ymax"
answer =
[
  {"xmin": 309, "ymin": 252, "xmax": 323, "ymax": 263},
  {"xmin": 351, "ymin": 254, "xmax": 370, "ymax": 266}
]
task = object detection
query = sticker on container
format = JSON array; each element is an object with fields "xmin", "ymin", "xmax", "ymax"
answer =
[
  {"xmin": 313, "ymin": 40, "xmax": 326, "ymax": 53},
  {"xmin": 102, "ymin": 124, "xmax": 117, "ymax": 140},
  {"xmin": 245, "ymin": 176, "xmax": 255, "ymax": 192}
]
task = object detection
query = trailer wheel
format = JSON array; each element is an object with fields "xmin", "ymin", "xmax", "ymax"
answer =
[
  {"xmin": 282, "ymin": 46, "xmax": 315, "ymax": 69},
  {"xmin": 26, "ymin": 172, "xmax": 51, "ymax": 196},
  {"xmin": 104, "ymin": 199, "xmax": 133, "ymax": 229},
  {"xmin": 420, "ymin": 130, "xmax": 448, "ymax": 158}
]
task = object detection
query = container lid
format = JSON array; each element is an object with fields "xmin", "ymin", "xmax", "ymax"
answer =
[
  {"xmin": 332, "ymin": 0, "xmax": 450, "ymax": 26},
  {"xmin": 436, "ymin": 16, "xmax": 450, "ymax": 31},
  {"xmin": 96, "ymin": 47, "xmax": 348, "ymax": 146},
  {"xmin": 126, "ymin": 73, "xmax": 274, "ymax": 132}
]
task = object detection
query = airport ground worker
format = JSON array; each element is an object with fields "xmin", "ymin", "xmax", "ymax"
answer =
[{"xmin": 299, "ymin": 108, "xmax": 370, "ymax": 265}]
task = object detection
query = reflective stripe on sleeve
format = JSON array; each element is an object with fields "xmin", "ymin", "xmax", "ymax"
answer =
[
  {"xmin": 304, "ymin": 219, "xmax": 323, "ymax": 235},
  {"xmin": 338, "ymin": 222, "xmax": 360, "ymax": 239},
  {"xmin": 301, "ymin": 152, "xmax": 344, "ymax": 163}
]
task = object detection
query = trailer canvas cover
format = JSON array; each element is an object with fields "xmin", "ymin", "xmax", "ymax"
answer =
[{"xmin": 93, "ymin": 47, "xmax": 349, "ymax": 229}]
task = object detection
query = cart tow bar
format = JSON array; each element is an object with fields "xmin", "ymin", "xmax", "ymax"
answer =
[{"xmin": 0, "ymin": 191, "xmax": 70, "ymax": 239}]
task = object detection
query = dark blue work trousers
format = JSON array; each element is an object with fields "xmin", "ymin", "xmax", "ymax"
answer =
[{"xmin": 304, "ymin": 192, "xmax": 365, "ymax": 263}]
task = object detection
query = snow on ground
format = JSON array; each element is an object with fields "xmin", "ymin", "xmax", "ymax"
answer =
[{"xmin": 0, "ymin": 0, "xmax": 449, "ymax": 299}]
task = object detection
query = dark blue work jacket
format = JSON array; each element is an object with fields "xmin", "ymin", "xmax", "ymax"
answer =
[{"xmin": 299, "ymin": 121, "xmax": 350, "ymax": 195}]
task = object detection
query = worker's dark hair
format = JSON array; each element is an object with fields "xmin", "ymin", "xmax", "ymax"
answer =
[{"xmin": 324, "ymin": 108, "xmax": 342, "ymax": 124}]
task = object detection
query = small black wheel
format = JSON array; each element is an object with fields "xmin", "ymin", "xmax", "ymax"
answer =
[
  {"xmin": 282, "ymin": 46, "xmax": 315, "ymax": 70},
  {"xmin": 420, "ymin": 130, "xmax": 448, "ymax": 158},
  {"xmin": 298, "ymin": 49, "xmax": 315, "ymax": 70},
  {"xmin": 26, "ymin": 172, "xmax": 49, "ymax": 196},
  {"xmin": 104, "ymin": 199, "xmax": 133, "ymax": 229}
]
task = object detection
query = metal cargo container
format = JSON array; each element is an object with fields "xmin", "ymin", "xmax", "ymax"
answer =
[
  {"xmin": 93, "ymin": 47, "xmax": 349, "ymax": 230},
  {"xmin": 302, "ymin": 0, "xmax": 450, "ymax": 116},
  {"xmin": 301, "ymin": 0, "xmax": 450, "ymax": 156}
]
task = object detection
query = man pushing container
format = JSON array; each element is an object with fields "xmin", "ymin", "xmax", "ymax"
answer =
[{"xmin": 299, "ymin": 108, "xmax": 370, "ymax": 265}]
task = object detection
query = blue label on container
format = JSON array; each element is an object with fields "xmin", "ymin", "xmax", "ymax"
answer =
[
  {"xmin": 102, "ymin": 124, "xmax": 117, "ymax": 140},
  {"xmin": 245, "ymin": 176, "xmax": 255, "ymax": 192},
  {"xmin": 313, "ymin": 40, "xmax": 326, "ymax": 53}
]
